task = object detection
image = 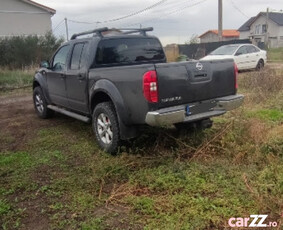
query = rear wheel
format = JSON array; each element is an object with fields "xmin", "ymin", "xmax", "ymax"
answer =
[
  {"xmin": 256, "ymin": 59, "xmax": 264, "ymax": 71},
  {"xmin": 92, "ymin": 102, "xmax": 120, "ymax": 154},
  {"xmin": 33, "ymin": 86, "xmax": 54, "ymax": 119}
]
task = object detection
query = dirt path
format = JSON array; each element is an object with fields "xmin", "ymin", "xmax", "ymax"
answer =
[
  {"xmin": 267, "ymin": 62, "xmax": 283, "ymax": 70},
  {"xmin": 0, "ymin": 94, "xmax": 31, "ymax": 105},
  {"xmin": 0, "ymin": 93, "xmax": 70, "ymax": 230},
  {"xmin": 0, "ymin": 93, "xmax": 47, "ymax": 152},
  {"xmin": 0, "ymin": 93, "xmax": 70, "ymax": 152}
]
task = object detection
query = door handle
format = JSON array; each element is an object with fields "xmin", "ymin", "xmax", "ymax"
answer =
[
  {"xmin": 77, "ymin": 74, "xmax": 86, "ymax": 80},
  {"xmin": 60, "ymin": 73, "xmax": 66, "ymax": 78}
]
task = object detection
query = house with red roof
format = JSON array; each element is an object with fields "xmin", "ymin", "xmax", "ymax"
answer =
[
  {"xmin": 0, "ymin": 0, "xmax": 56, "ymax": 37},
  {"xmin": 199, "ymin": 30, "xmax": 240, "ymax": 43}
]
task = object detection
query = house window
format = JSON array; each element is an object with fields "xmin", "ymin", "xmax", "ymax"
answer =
[
  {"xmin": 255, "ymin": 25, "xmax": 261, "ymax": 35},
  {"xmin": 262, "ymin": 24, "xmax": 267, "ymax": 34}
]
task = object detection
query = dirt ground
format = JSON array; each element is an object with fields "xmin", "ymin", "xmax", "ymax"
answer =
[
  {"xmin": 1, "ymin": 93, "xmax": 50, "ymax": 229},
  {"xmin": 0, "ymin": 93, "xmax": 59, "ymax": 152},
  {"xmin": 0, "ymin": 92, "xmax": 138, "ymax": 230},
  {"xmin": 1, "ymin": 74, "xmax": 282, "ymax": 229}
]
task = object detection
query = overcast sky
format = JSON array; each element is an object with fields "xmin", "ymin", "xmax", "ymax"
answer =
[{"xmin": 35, "ymin": 0, "xmax": 283, "ymax": 45}]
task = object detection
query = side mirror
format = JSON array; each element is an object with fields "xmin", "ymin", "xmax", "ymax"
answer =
[
  {"xmin": 40, "ymin": 61, "xmax": 50, "ymax": 68},
  {"xmin": 235, "ymin": 52, "xmax": 242, "ymax": 56}
]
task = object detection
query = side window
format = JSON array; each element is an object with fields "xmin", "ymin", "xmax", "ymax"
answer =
[
  {"xmin": 262, "ymin": 24, "xmax": 267, "ymax": 34},
  {"xmin": 52, "ymin": 45, "xmax": 70, "ymax": 71},
  {"xmin": 247, "ymin": 45, "xmax": 257, "ymax": 53},
  {"xmin": 70, "ymin": 43, "xmax": 85, "ymax": 70},
  {"xmin": 236, "ymin": 46, "xmax": 248, "ymax": 55}
]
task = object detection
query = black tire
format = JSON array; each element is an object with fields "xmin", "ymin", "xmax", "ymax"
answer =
[
  {"xmin": 33, "ymin": 86, "xmax": 54, "ymax": 119},
  {"xmin": 256, "ymin": 59, "xmax": 264, "ymax": 71},
  {"xmin": 92, "ymin": 102, "xmax": 120, "ymax": 154}
]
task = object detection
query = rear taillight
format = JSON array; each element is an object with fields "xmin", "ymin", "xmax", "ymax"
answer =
[
  {"xmin": 143, "ymin": 70, "xmax": 158, "ymax": 103},
  {"xmin": 234, "ymin": 63, "xmax": 238, "ymax": 90}
]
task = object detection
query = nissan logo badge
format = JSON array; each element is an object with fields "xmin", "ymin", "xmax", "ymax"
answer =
[{"xmin": 196, "ymin": 62, "xmax": 203, "ymax": 71}]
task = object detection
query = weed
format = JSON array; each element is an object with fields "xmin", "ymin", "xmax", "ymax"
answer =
[{"xmin": 0, "ymin": 68, "xmax": 282, "ymax": 229}]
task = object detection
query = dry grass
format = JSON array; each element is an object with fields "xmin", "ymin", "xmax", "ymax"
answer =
[
  {"xmin": 239, "ymin": 66, "xmax": 283, "ymax": 104},
  {"xmin": 1, "ymin": 66, "xmax": 282, "ymax": 229}
]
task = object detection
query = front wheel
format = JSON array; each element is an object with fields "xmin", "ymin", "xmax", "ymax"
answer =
[
  {"xmin": 33, "ymin": 86, "xmax": 54, "ymax": 119},
  {"xmin": 92, "ymin": 102, "xmax": 120, "ymax": 154}
]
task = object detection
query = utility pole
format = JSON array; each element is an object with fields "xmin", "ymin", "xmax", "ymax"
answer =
[
  {"xmin": 64, "ymin": 17, "xmax": 69, "ymax": 41},
  {"xmin": 265, "ymin": 7, "xmax": 269, "ymax": 48},
  {"xmin": 218, "ymin": 0, "xmax": 223, "ymax": 41}
]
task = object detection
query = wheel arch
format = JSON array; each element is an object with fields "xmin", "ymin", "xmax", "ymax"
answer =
[
  {"xmin": 90, "ymin": 91, "xmax": 113, "ymax": 113},
  {"xmin": 89, "ymin": 80, "xmax": 137, "ymax": 140},
  {"xmin": 33, "ymin": 71, "xmax": 51, "ymax": 104},
  {"xmin": 33, "ymin": 80, "xmax": 40, "ymax": 89},
  {"xmin": 259, "ymin": 58, "xmax": 264, "ymax": 65}
]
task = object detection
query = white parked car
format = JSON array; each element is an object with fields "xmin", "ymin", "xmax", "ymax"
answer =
[{"xmin": 201, "ymin": 44, "xmax": 267, "ymax": 71}]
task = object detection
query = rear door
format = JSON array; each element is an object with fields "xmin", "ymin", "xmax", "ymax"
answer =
[
  {"xmin": 65, "ymin": 42, "xmax": 88, "ymax": 113},
  {"xmin": 46, "ymin": 45, "xmax": 71, "ymax": 107},
  {"xmin": 155, "ymin": 60, "xmax": 236, "ymax": 109}
]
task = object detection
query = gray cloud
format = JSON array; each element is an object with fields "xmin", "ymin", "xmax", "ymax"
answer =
[{"xmin": 35, "ymin": 0, "xmax": 283, "ymax": 45}]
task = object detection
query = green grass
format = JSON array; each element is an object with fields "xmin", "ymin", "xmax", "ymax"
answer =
[
  {"xmin": 268, "ymin": 47, "xmax": 283, "ymax": 63},
  {"xmin": 0, "ymin": 70, "xmax": 33, "ymax": 88},
  {"xmin": 247, "ymin": 109, "xmax": 283, "ymax": 122},
  {"xmin": 0, "ymin": 68, "xmax": 283, "ymax": 229}
]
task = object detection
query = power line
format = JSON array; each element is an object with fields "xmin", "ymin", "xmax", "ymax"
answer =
[
  {"xmin": 68, "ymin": 0, "xmax": 168, "ymax": 25},
  {"xmin": 229, "ymin": 0, "xmax": 249, "ymax": 18},
  {"xmin": 150, "ymin": 0, "xmax": 197, "ymax": 15},
  {"xmin": 105, "ymin": 0, "xmax": 168, "ymax": 23},
  {"xmin": 53, "ymin": 19, "xmax": 65, "ymax": 31},
  {"xmin": 124, "ymin": 0, "xmax": 208, "ymax": 28},
  {"xmin": 68, "ymin": 19, "xmax": 99, "ymax": 24}
]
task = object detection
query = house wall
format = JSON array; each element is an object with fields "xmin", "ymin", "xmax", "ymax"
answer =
[
  {"xmin": 250, "ymin": 15, "xmax": 279, "ymax": 39},
  {"xmin": 200, "ymin": 32, "xmax": 219, "ymax": 43},
  {"xmin": 239, "ymin": 31, "xmax": 250, "ymax": 39},
  {"xmin": 0, "ymin": 0, "xmax": 53, "ymax": 36},
  {"xmin": 200, "ymin": 32, "xmax": 238, "ymax": 43},
  {"xmin": 164, "ymin": 44, "xmax": 179, "ymax": 62},
  {"xmin": 279, "ymin": 27, "xmax": 283, "ymax": 47},
  {"xmin": 249, "ymin": 15, "xmax": 283, "ymax": 47}
]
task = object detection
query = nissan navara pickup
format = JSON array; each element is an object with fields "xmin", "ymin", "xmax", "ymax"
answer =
[{"xmin": 33, "ymin": 27, "xmax": 244, "ymax": 153}]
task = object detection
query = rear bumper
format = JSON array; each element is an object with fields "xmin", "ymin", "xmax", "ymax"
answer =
[{"xmin": 145, "ymin": 94, "xmax": 244, "ymax": 126}]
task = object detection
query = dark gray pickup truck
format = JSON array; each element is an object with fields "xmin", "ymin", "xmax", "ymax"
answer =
[{"xmin": 33, "ymin": 27, "xmax": 243, "ymax": 153}]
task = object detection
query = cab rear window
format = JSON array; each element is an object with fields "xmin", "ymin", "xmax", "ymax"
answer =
[{"xmin": 95, "ymin": 38, "xmax": 165, "ymax": 66}]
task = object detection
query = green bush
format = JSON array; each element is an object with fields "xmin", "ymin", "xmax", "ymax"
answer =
[{"xmin": 0, "ymin": 32, "xmax": 64, "ymax": 69}]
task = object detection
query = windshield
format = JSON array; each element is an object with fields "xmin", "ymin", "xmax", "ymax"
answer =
[{"xmin": 210, "ymin": 45, "xmax": 239, "ymax": 55}]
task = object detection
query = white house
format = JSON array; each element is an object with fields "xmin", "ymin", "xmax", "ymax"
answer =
[
  {"xmin": 0, "ymin": 0, "xmax": 56, "ymax": 37},
  {"xmin": 238, "ymin": 12, "xmax": 283, "ymax": 48}
]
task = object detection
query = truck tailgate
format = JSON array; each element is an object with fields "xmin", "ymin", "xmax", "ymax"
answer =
[{"xmin": 155, "ymin": 59, "xmax": 236, "ymax": 108}]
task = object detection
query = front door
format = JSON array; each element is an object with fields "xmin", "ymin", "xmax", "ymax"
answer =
[
  {"xmin": 65, "ymin": 42, "xmax": 88, "ymax": 113},
  {"xmin": 46, "ymin": 45, "xmax": 71, "ymax": 107},
  {"xmin": 246, "ymin": 45, "xmax": 259, "ymax": 69},
  {"xmin": 234, "ymin": 45, "xmax": 249, "ymax": 70}
]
